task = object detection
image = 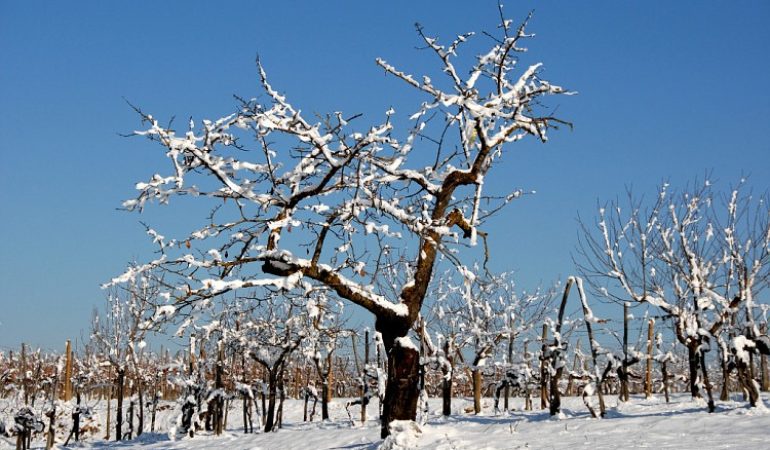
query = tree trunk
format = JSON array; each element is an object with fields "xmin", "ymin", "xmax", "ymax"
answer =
[
  {"xmin": 379, "ymin": 334, "xmax": 420, "ymax": 439},
  {"xmin": 661, "ymin": 361, "xmax": 670, "ymax": 403},
  {"xmin": 127, "ymin": 398, "xmax": 134, "ymax": 440},
  {"xmin": 699, "ymin": 350, "xmax": 716, "ymax": 412},
  {"xmin": 720, "ymin": 357, "xmax": 730, "ymax": 401},
  {"xmin": 277, "ymin": 369, "xmax": 285, "ymax": 429},
  {"xmin": 214, "ymin": 343, "xmax": 225, "ymax": 435},
  {"xmin": 151, "ymin": 373, "xmax": 159, "ymax": 433},
  {"xmin": 362, "ymin": 329, "xmax": 370, "ymax": 424},
  {"xmin": 442, "ymin": 340, "xmax": 452, "ymax": 416},
  {"xmin": 736, "ymin": 357, "xmax": 759, "ymax": 407},
  {"xmin": 260, "ymin": 382, "xmax": 267, "ymax": 426},
  {"xmin": 325, "ymin": 353, "xmax": 334, "ymax": 404},
  {"xmin": 137, "ymin": 383, "xmax": 144, "ymax": 436},
  {"xmin": 105, "ymin": 367, "xmax": 112, "ymax": 440},
  {"xmin": 264, "ymin": 372, "xmax": 277, "ymax": 433},
  {"xmin": 540, "ymin": 324, "xmax": 549, "ymax": 409},
  {"xmin": 46, "ymin": 379, "xmax": 57, "ymax": 450},
  {"xmin": 74, "ymin": 391, "xmax": 81, "ymax": 441},
  {"xmin": 762, "ymin": 324, "xmax": 769, "ymax": 392},
  {"xmin": 621, "ymin": 303, "xmax": 630, "ymax": 402},
  {"xmin": 242, "ymin": 354, "xmax": 251, "ymax": 433},
  {"xmin": 687, "ymin": 344, "xmax": 701, "ymax": 399},
  {"xmin": 116, "ymin": 368, "xmax": 124, "ymax": 441},
  {"xmin": 321, "ymin": 378, "xmax": 330, "ymax": 420},
  {"xmin": 504, "ymin": 333, "xmax": 512, "ymax": 411}
]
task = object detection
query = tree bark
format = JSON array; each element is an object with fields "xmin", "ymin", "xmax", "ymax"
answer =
[
  {"xmin": 699, "ymin": 349, "xmax": 716, "ymax": 412},
  {"xmin": 264, "ymin": 372, "xmax": 277, "ymax": 433},
  {"xmin": 540, "ymin": 324, "xmax": 548, "ymax": 410},
  {"xmin": 137, "ymin": 383, "xmax": 144, "ymax": 436},
  {"xmin": 379, "ymin": 332, "xmax": 420, "ymax": 439},
  {"xmin": 505, "ymin": 332, "xmax": 513, "ymax": 411},
  {"xmin": 321, "ymin": 378, "xmax": 330, "ymax": 420},
  {"xmin": 762, "ymin": 324, "xmax": 769, "ymax": 392},
  {"xmin": 687, "ymin": 344, "xmax": 701, "ymax": 399},
  {"xmin": 645, "ymin": 319, "xmax": 654, "ymax": 398},
  {"xmin": 549, "ymin": 280, "xmax": 572, "ymax": 415},
  {"xmin": 720, "ymin": 357, "xmax": 730, "ymax": 401},
  {"xmin": 116, "ymin": 368, "xmax": 124, "ymax": 441},
  {"xmin": 442, "ymin": 340, "xmax": 452, "ymax": 416},
  {"xmin": 620, "ymin": 303, "xmax": 630, "ymax": 401},
  {"xmin": 105, "ymin": 367, "xmax": 112, "ymax": 440},
  {"xmin": 362, "ymin": 329, "xmax": 370, "ymax": 424}
]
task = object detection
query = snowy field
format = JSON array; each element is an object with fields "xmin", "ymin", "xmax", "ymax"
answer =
[{"xmin": 2, "ymin": 394, "xmax": 769, "ymax": 449}]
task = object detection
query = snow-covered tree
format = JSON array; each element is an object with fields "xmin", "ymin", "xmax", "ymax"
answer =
[
  {"xmin": 429, "ymin": 269, "xmax": 555, "ymax": 414},
  {"xmin": 300, "ymin": 292, "xmax": 347, "ymax": 421},
  {"xmin": 108, "ymin": 10, "xmax": 571, "ymax": 436},
  {"xmin": 236, "ymin": 296, "xmax": 305, "ymax": 432},
  {"xmin": 91, "ymin": 275, "xmax": 158, "ymax": 440},
  {"xmin": 577, "ymin": 179, "xmax": 770, "ymax": 410}
]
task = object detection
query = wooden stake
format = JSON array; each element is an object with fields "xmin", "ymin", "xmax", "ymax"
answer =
[
  {"xmin": 63, "ymin": 339, "xmax": 73, "ymax": 401},
  {"xmin": 645, "ymin": 319, "xmax": 654, "ymax": 398}
]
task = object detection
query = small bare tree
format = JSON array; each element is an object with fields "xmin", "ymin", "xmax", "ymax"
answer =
[{"xmin": 577, "ymin": 180, "xmax": 770, "ymax": 410}]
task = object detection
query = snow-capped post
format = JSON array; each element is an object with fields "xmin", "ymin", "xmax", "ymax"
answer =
[{"xmin": 110, "ymin": 6, "xmax": 571, "ymax": 438}]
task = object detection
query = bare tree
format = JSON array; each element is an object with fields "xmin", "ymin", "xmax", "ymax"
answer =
[
  {"xmin": 108, "ymin": 10, "xmax": 570, "ymax": 437},
  {"xmin": 577, "ymin": 180, "xmax": 770, "ymax": 410},
  {"xmin": 92, "ymin": 275, "xmax": 157, "ymax": 439}
]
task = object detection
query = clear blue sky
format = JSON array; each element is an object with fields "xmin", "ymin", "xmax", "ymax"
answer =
[{"xmin": 1, "ymin": 1, "xmax": 768, "ymax": 351}]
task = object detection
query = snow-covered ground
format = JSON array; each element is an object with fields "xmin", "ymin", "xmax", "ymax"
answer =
[{"xmin": 2, "ymin": 394, "xmax": 769, "ymax": 449}]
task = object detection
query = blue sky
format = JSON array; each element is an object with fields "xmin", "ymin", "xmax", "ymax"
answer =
[{"xmin": 1, "ymin": 1, "xmax": 768, "ymax": 351}]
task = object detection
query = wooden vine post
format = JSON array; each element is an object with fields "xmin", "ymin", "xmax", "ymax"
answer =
[
  {"xmin": 63, "ymin": 339, "xmax": 73, "ymax": 401},
  {"xmin": 645, "ymin": 319, "xmax": 654, "ymax": 399}
]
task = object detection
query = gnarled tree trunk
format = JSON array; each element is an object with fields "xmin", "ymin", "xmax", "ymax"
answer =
[{"xmin": 378, "ymin": 319, "xmax": 420, "ymax": 439}]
